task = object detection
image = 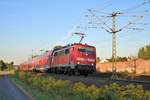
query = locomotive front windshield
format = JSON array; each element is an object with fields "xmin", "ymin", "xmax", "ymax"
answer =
[{"xmin": 78, "ymin": 47, "xmax": 95, "ymax": 54}]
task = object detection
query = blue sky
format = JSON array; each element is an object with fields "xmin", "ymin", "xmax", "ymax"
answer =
[{"xmin": 0, "ymin": 0, "xmax": 149, "ymax": 64}]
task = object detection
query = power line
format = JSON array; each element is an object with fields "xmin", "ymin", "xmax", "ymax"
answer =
[
  {"xmin": 90, "ymin": 0, "xmax": 118, "ymax": 14},
  {"xmin": 119, "ymin": 10, "xmax": 149, "ymax": 31},
  {"xmin": 121, "ymin": 0, "xmax": 150, "ymax": 13},
  {"xmin": 87, "ymin": 9, "xmax": 112, "ymax": 32},
  {"xmin": 86, "ymin": 1, "xmax": 149, "ymax": 79}
]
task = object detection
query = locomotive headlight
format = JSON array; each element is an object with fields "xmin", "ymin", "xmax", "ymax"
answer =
[
  {"xmin": 91, "ymin": 63, "xmax": 94, "ymax": 66},
  {"xmin": 77, "ymin": 61, "xmax": 80, "ymax": 64}
]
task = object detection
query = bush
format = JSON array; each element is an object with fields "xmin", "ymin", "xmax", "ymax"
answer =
[
  {"xmin": 53, "ymin": 80, "xmax": 70, "ymax": 91},
  {"xmin": 86, "ymin": 85, "xmax": 98, "ymax": 100},
  {"xmin": 12, "ymin": 71, "xmax": 150, "ymax": 100},
  {"xmin": 53, "ymin": 79, "xmax": 70, "ymax": 99},
  {"xmin": 119, "ymin": 71, "xmax": 129, "ymax": 78},
  {"xmin": 41, "ymin": 77, "xmax": 56, "ymax": 92},
  {"xmin": 18, "ymin": 71, "xmax": 26, "ymax": 81},
  {"xmin": 73, "ymin": 82, "xmax": 87, "ymax": 100},
  {"xmin": 30, "ymin": 76, "xmax": 41, "ymax": 88},
  {"xmin": 26, "ymin": 72, "xmax": 33, "ymax": 83},
  {"xmin": 97, "ymin": 83, "xmax": 123, "ymax": 100},
  {"xmin": 96, "ymin": 83, "xmax": 150, "ymax": 100},
  {"xmin": 143, "ymin": 91, "xmax": 150, "ymax": 100},
  {"xmin": 121, "ymin": 84, "xmax": 145, "ymax": 100}
]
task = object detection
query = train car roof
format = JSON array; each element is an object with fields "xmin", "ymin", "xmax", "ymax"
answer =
[
  {"xmin": 53, "ymin": 43, "xmax": 95, "ymax": 51},
  {"xmin": 20, "ymin": 50, "xmax": 52, "ymax": 65},
  {"xmin": 72, "ymin": 43, "xmax": 95, "ymax": 48}
]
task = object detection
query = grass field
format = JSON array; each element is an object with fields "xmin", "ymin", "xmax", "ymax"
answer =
[
  {"xmin": 9, "ymin": 71, "xmax": 150, "ymax": 100},
  {"xmin": 10, "ymin": 74, "xmax": 81, "ymax": 100}
]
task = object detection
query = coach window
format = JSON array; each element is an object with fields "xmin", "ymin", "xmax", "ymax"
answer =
[
  {"xmin": 58, "ymin": 50, "xmax": 65, "ymax": 56},
  {"xmin": 62, "ymin": 50, "xmax": 65, "ymax": 55},
  {"xmin": 54, "ymin": 52, "xmax": 58, "ymax": 56},
  {"xmin": 65, "ymin": 49, "xmax": 69, "ymax": 54}
]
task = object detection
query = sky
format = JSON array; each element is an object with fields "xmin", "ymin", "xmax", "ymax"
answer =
[{"xmin": 0, "ymin": 0, "xmax": 149, "ymax": 64}]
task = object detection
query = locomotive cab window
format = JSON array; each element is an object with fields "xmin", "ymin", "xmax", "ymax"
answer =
[
  {"xmin": 65, "ymin": 49, "xmax": 69, "ymax": 54},
  {"xmin": 54, "ymin": 52, "xmax": 58, "ymax": 56},
  {"xmin": 78, "ymin": 48, "xmax": 86, "ymax": 53},
  {"xmin": 86, "ymin": 49, "xmax": 95, "ymax": 54},
  {"xmin": 86, "ymin": 48, "xmax": 95, "ymax": 54},
  {"xmin": 59, "ymin": 50, "xmax": 64, "ymax": 56},
  {"xmin": 78, "ymin": 47, "xmax": 95, "ymax": 54}
]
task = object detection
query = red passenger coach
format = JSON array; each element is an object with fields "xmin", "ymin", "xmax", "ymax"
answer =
[
  {"xmin": 19, "ymin": 51, "xmax": 52, "ymax": 72},
  {"xmin": 35, "ymin": 51, "xmax": 52, "ymax": 72},
  {"xmin": 51, "ymin": 43, "xmax": 96, "ymax": 75}
]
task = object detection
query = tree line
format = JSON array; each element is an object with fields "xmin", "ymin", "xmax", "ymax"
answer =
[
  {"xmin": 96, "ymin": 44, "xmax": 150, "ymax": 63},
  {"xmin": 0, "ymin": 60, "xmax": 14, "ymax": 71},
  {"xmin": 138, "ymin": 44, "xmax": 150, "ymax": 60}
]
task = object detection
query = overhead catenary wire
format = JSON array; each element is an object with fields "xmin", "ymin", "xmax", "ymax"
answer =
[
  {"xmin": 65, "ymin": 0, "xmax": 118, "ymax": 45},
  {"xmin": 131, "ymin": 23, "xmax": 149, "ymax": 25},
  {"xmin": 95, "ymin": 31, "xmax": 147, "ymax": 49},
  {"xmin": 49, "ymin": 0, "xmax": 118, "ymax": 48},
  {"xmin": 121, "ymin": 0, "xmax": 150, "ymax": 13},
  {"xmin": 85, "ymin": 0, "xmax": 119, "ymax": 28},
  {"xmin": 86, "ymin": 0, "xmax": 150, "ymax": 79},
  {"xmin": 87, "ymin": 9, "xmax": 112, "ymax": 32},
  {"xmin": 90, "ymin": 14, "xmax": 148, "ymax": 47},
  {"xmin": 119, "ymin": 10, "xmax": 149, "ymax": 31},
  {"xmin": 92, "ymin": 29, "xmax": 146, "ymax": 47},
  {"xmin": 96, "ymin": 33, "xmax": 149, "ymax": 59},
  {"xmin": 43, "ymin": 14, "xmax": 88, "ymax": 51},
  {"xmin": 90, "ymin": 0, "xmax": 118, "ymax": 14}
]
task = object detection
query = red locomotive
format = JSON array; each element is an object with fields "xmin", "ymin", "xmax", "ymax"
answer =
[{"xmin": 19, "ymin": 43, "xmax": 96, "ymax": 75}]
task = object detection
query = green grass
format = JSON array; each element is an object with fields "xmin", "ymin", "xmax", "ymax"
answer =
[
  {"xmin": 9, "ymin": 71, "xmax": 150, "ymax": 100},
  {"xmin": 9, "ymin": 75, "xmax": 80, "ymax": 100}
]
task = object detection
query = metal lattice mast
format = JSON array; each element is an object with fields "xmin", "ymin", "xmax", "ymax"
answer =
[
  {"xmin": 86, "ymin": 0, "xmax": 150, "ymax": 79},
  {"xmin": 87, "ymin": 7, "xmax": 149, "ymax": 79},
  {"xmin": 111, "ymin": 12, "xmax": 118, "ymax": 79}
]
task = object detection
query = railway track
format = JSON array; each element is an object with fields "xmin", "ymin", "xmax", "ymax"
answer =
[
  {"xmin": 113, "ymin": 79, "xmax": 150, "ymax": 84},
  {"xmin": 108, "ymin": 78, "xmax": 150, "ymax": 90},
  {"xmin": 33, "ymin": 72, "xmax": 150, "ymax": 90},
  {"xmin": 89, "ymin": 72, "xmax": 150, "ymax": 86}
]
